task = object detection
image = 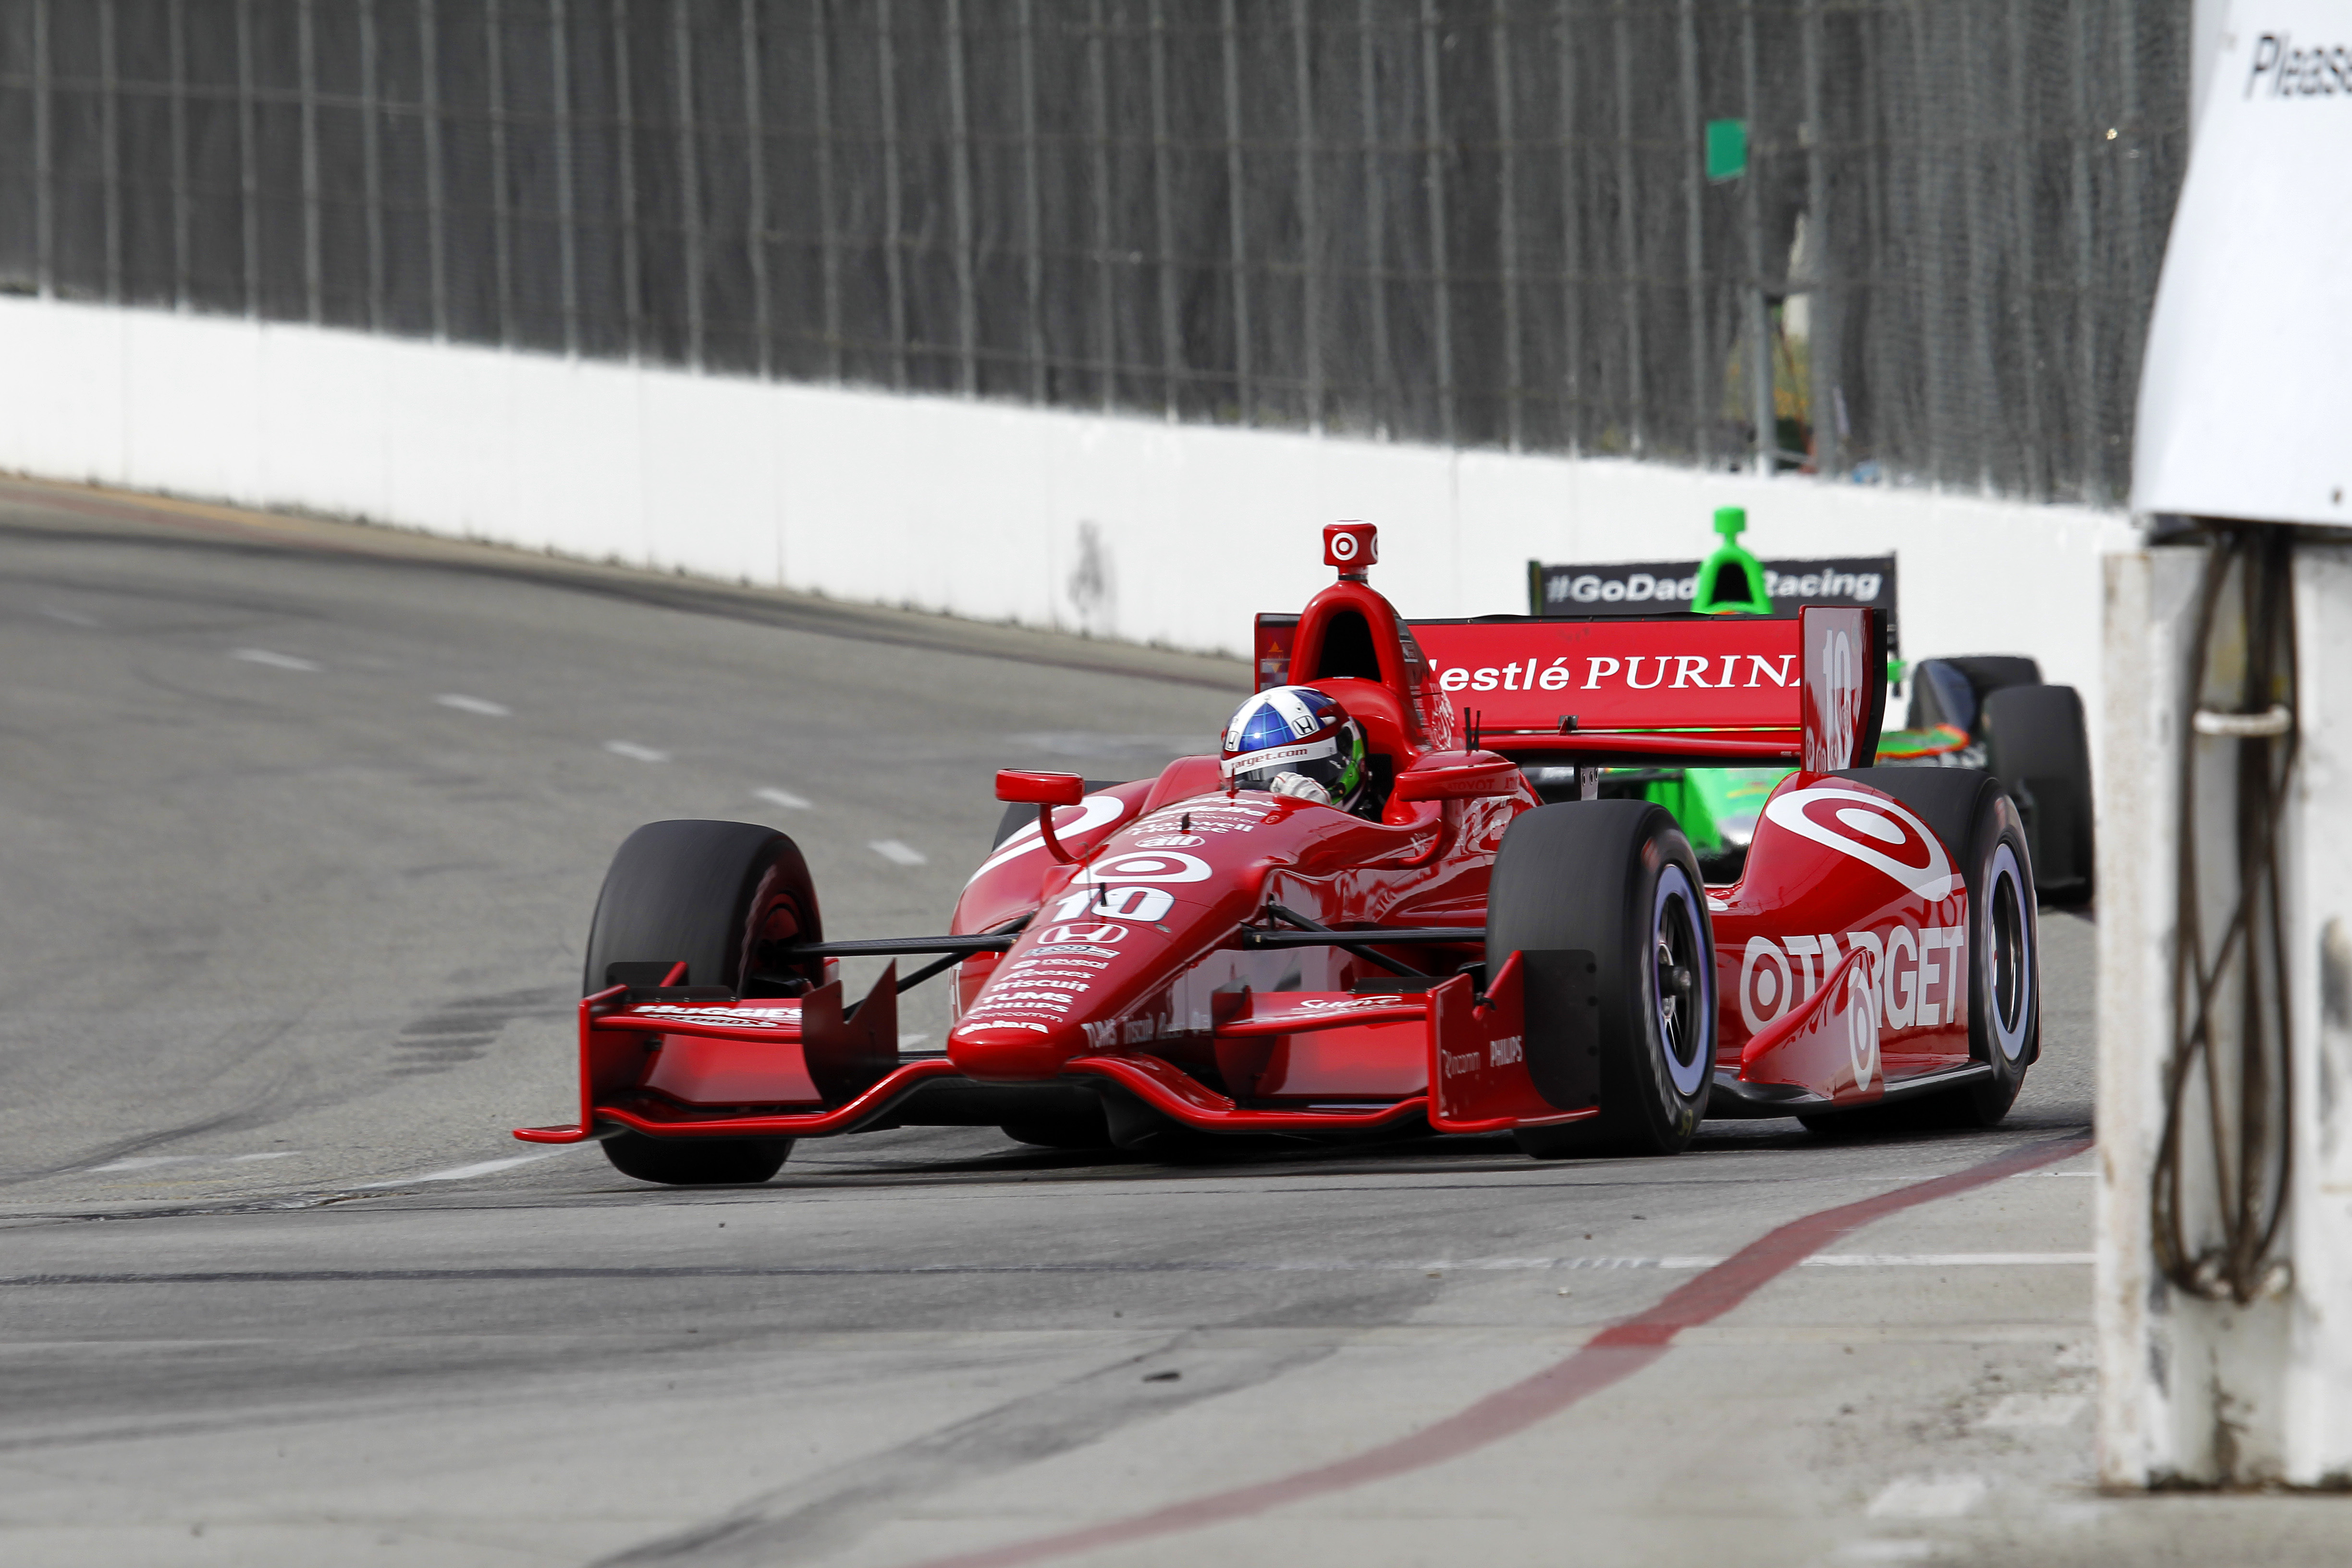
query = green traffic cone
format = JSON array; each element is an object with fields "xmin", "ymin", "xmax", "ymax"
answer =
[{"xmin": 1693, "ymin": 506, "xmax": 1774, "ymax": 615}]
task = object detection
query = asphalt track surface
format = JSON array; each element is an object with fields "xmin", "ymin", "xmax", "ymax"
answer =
[{"xmin": 3, "ymin": 478, "xmax": 2343, "ymax": 1566}]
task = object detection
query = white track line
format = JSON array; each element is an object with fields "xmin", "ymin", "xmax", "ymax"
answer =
[
  {"xmin": 604, "ymin": 740, "xmax": 669, "ymax": 763},
  {"xmin": 86, "ymin": 1151, "xmax": 304, "ymax": 1175},
  {"xmin": 1979, "ymin": 1393, "xmax": 2087, "ymax": 1430},
  {"xmin": 870, "ymin": 839, "xmax": 927, "ymax": 866},
  {"xmin": 757, "ymin": 786, "xmax": 811, "ymax": 810},
  {"xmin": 351, "ymin": 1152, "xmax": 562, "ymax": 1189},
  {"xmin": 435, "ymin": 693, "xmax": 512, "ymax": 717},
  {"xmin": 1866, "ymin": 1475, "xmax": 1988, "ymax": 1520},
  {"xmin": 41, "ymin": 605, "xmax": 101, "ymax": 627},
  {"xmin": 232, "ymin": 647, "xmax": 320, "ymax": 672}
]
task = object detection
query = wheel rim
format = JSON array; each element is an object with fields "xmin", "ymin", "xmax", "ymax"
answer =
[
  {"xmin": 1985, "ymin": 842, "xmax": 2033, "ymax": 1062},
  {"xmin": 1650, "ymin": 864, "xmax": 1711, "ymax": 1097}
]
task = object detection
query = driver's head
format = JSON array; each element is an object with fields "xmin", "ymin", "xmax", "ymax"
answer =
[{"xmin": 1220, "ymin": 686, "xmax": 1368, "ymax": 811}]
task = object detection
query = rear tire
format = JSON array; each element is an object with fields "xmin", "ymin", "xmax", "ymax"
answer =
[
  {"xmin": 602, "ymin": 1132, "xmax": 794, "ymax": 1185},
  {"xmin": 1488, "ymin": 802, "xmax": 1715, "ymax": 1160},
  {"xmin": 583, "ymin": 820, "xmax": 823, "ymax": 1185},
  {"xmin": 1981, "ymin": 684, "xmax": 2095, "ymax": 906},
  {"xmin": 1807, "ymin": 771, "xmax": 2039, "ymax": 1133}
]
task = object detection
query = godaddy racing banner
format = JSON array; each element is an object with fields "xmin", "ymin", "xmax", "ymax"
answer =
[{"xmin": 1527, "ymin": 554, "xmax": 1899, "ymax": 655}]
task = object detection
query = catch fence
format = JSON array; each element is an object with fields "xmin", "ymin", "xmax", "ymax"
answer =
[{"xmin": 0, "ymin": 0, "xmax": 2189, "ymax": 502}]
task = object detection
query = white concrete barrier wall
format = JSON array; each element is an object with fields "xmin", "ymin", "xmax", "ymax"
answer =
[{"xmin": 2, "ymin": 294, "xmax": 2132, "ymax": 746}]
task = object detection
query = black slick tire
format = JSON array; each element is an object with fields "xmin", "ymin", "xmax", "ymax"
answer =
[
  {"xmin": 583, "ymin": 819, "xmax": 824, "ymax": 1186},
  {"xmin": 1980, "ymin": 684, "xmax": 2095, "ymax": 906},
  {"xmin": 1487, "ymin": 802, "xmax": 1715, "ymax": 1160}
]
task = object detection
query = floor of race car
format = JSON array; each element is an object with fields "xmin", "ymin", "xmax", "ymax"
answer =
[{"xmin": 4, "ymin": 479, "xmax": 2342, "ymax": 1568}]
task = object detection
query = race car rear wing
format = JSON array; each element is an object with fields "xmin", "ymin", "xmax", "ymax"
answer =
[{"xmin": 1257, "ymin": 606, "xmax": 1884, "ymax": 770}]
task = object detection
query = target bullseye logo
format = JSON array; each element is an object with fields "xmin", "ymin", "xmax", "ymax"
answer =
[
  {"xmin": 1322, "ymin": 522, "xmax": 1379, "ymax": 569},
  {"xmin": 1763, "ymin": 785, "xmax": 1954, "ymax": 900},
  {"xmin": 1083, "ymin": 851, "xmax": 1212, "ymax": 885}
]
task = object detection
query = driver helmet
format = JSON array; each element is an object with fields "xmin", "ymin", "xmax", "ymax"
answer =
[{"xmin": 1221, "ymin": 686, "xmax": 1369, "ymax": 811}]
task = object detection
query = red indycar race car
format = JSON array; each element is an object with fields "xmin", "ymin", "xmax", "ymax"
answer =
[{"xmin": 516, "ymin": 523, "xmax": 2039, "ymax": 1184}]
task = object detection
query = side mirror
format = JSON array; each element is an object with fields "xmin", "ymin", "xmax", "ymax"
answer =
[
  {"xmin": 995, "ymin": 770, "xmax": 1085, "ymax": 807},
  {"xmin": 995, "ymin": 770, "xmax": 1086, "ymax": 863},
  {"xmin": 1393, "ymin": 756, "xmax": 1522, "ymax": 803}
]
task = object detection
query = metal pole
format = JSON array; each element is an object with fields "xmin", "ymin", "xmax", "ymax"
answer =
[
  {"xmin": 1911, "ymin": 1, "xmax": 1946, "ymax": 485},
  {"xmin": 742, "ymin": 0, "xmax": 769, "ymax": 377},
  {"xmin": 2006, "ymin": 0, "xmax": 2041, "ymax": 496},
  {"xmin": 300, "ymin": 0, "xmax": 321, "ymax": 323},
  {"xmin": 1151, "ymin": 0, "xmax": 1179, "ymax": 417},
  {"xmin": 948, "ymin": 0, "xmax": 975, "ymax": 395},
  {"xmin": 614, "ymin": 0, "xmax": 639, "ymax": 361},
  {"xmin": 240, "ymin": 0, "xmax": 260, "ymax": 317},
  {"xmin": 673, "ymin": 0, "xmax": 703, "ymax": 368},
  {"xmin": 1741, "ymin": 0, "xmax": 1771, "ymax": 474},
  {"xmin": 489, "ymin": 0, "xmax": 512, "ymax": 345},
  {"xmin": 1612, "ymin": 0, "xmax": 1642, "ymax": 454},
  {"xmin": 1960, "ymin": 0, "xmax": 1997, "ymax": 490},
  {"xmin": 422, "ymin": 0, "xmax": 446, "ymax": 338},
  {"xmin": 1090, "ymin": 0, "xmax": 1116, "ymax": 409},
  {"xmin": 1421, "ymin": 0, "xmax": 1454, "ymax": 446},
  {"xmin": 2070, "ymin": 0, "xmax": 2107, "ymax": 501},
  {"xmin": 2114, "ymin": 0, "xmax": 2144, "ymax": 503},
  {"xmin": 361, "ymin": 0, "xmax": 383, "ymax": 331},
  {"xmin": 813, "ymin": 0, "xmax": 839, "ymax": 379},
  {"xmin": 1556, "ymin": 0, "xmax": 1580, "ymax": 452},
  {"xmin": 1493, "ymin": 0, "xmax": 1520, "ymax": 451},
  {"xmin": 32, "ymin": 0, "xmax": 49, "ymax": 300},
  {"xmin": 172, "ymin": 0, "xmax": 190, "ymax": 309},
  {"xmin": 1223, "ymin": 0, "xmax": 1253, "ymax": 422},
  {"xmin": 1801, "ymin": 0, "xmax": 1833, "ymax": 475},
  {"xmin": 102, "ymin": 0, "xmax": 122, "ymax": 304},
  {"xmin": 880, "ymin": 0, "xmax": 906, "ymax": 389},
  {"xmin": 1678, "ymin": 0, "xmax": 1708, "ymax": 463},
  {"xmin": 553, "ymin": 0, "xmax": 577, "ymax": 355},
  {"xmin": 1018, "ymin": 0, "xmax": 1044, "ymax": 402},
  {"xmin": 1360, "ymin": 0, "xmax": 1389, "ymax": 436},
  {"xmin": 1296, "ymin": 0, "xmax": 1322, "ymax": 432}
]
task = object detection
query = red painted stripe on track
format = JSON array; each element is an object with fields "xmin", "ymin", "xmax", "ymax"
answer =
[{"xmin": 910, "ymin": 1131, "xmax": 2093, "ymax": 1568}]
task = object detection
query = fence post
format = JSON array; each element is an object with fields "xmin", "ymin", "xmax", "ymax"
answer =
[
  {"xmin": 1420, "ymin": 0, "xmax": 1453, "ymax": 446},
  {"xmin": 1493, "ymin": 0, "xmax": 1519, "ymax": 451},
  {"xmin": 2006, "ymin": 0, "xmax": 2042, "ymax": 497},
  {"xmin": 613, "ymin": 0, "xmax": 639, "ymax": 361},
  {"xmin": 421, "ymin": 0, "xmax": 446, "ymax": 338},
  {"xmin": 32, "ymin": 0, "xmax": 49, "ymax": 299},
  {"xmin": 2113, "ymin": 0, "xmax": 2144, "ymax": 505},
  {"xmin": 490, "ymin": 0, "xmax": 513, "ymax": 346},
  {"xmin": 172, "ymin": 0, "xmax": 190, "ymax": 309},
  {"xmin": 554, "ymin": 0, "xmax": 577, "ymax": 355},
  {"xmin": 1741, "ymin": 0, "xmax": 1772, "ymax": 475},
  {"xmin": 1678, "ymin": 0, "xmax": 1708, "ymax": 463},
  {"xmin": 1801, "ymin": 0, "xmax": 1834, "ymax": 476},
  {"xmin": 813, "ymin": 0, "xmax": 839, "ymax": 380},
  {"xmin": 1151, "ymin": 0, "xmax": 1179, "ymax": 418},
  {"xmin": 1555, "ymin": 0, "xmax": 1580, "ymax": 453},
  {"xmin": 880, "ymin": 0, "xmax": 905, "ymax": 389},
  {"xmin": 239, "ymin": 0, "xmax": 261, "ymax": 317},
  {"xmin": 362, "ymin": 0, "xmax": 384, "ymax": 331},
  {"xmin": 1018, "ymin": 0, "xmax": 1044, "ymax": 402},
  {"xmin": 1358, "ymin": 0, "xmax": 1388, "ymax": 436},
  {"xmin": 742, "ymin": 0, "xmax": 769, "ymax": 377},
  {"xmin": 1091, "ymin": 0, "xmax": 1115, "ymax": 409},
  {"xmin": 1612, "ymin": 2, "xmax": 1642, "ymax": 454},
  {"xmin": 300, "ymin": 0, "xmax": 322, "ymax": 324},
  {"xmin": 1223, "ymin": 0, "xmax": 1253, "ymax": 423},
  {"xmin": 672, "ymin": 0, "xmax": 703, "ymax": 368},
  {"xmin": 2068, "ymin": 0, "xmax": 2098, "ymax": 501},
  {"xmin": 1296, "ymin": 0, "xmax": 1322, "ymax": 433},
  {"xmin": 1910, "ymin": 2, "xmax": 1945, "ymax": 484},
  {"xmin": 102, "ymin": 0, "xmax": 122, "ymax": 304},
  {"xmin": 947, "ymin": 0, "xmax": 975, "ymax": 395}
]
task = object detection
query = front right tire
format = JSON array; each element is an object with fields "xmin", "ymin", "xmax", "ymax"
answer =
[{"xmin": 1487, "ymin": 802, "xmax": 1716, "ymax": 1160}]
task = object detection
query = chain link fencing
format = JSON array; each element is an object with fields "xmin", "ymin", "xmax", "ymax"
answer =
[{"xmin": 0, "ymin": 0, "xmax": 2188, "ymax": 504}]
